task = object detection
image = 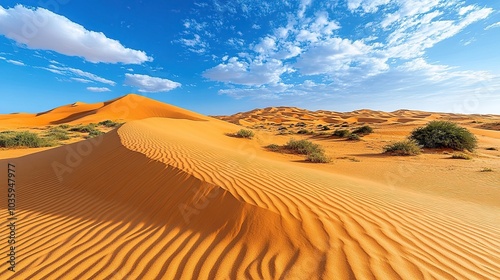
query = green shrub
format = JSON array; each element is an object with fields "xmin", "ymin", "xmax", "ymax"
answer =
[
  {"xmin": 480, "ymin": 168, "xmax": 493, "ymax": 172},
  {"xmin": 321, "ymin": 126, "xmax": 330, "ymax": 131},
  {"xmin": 46, "ymin": 127, "xmax": 70, "ymax": 140},
  {"xmin": 306, "ymin": 151, "xmax": 331, "ymax": 163},
  {"xmin": 295, "ymin": 122, "xmax": 307, "ymax": 127},
  {"xmin": 333, "ymin": 129, "xmax": 351, "ymax": 138},
  {"xmin": 284, "ymin": 139, "xmax": 323, "ymax": 155},
  {"xmin": 58, "ymin": 124, "xmax": 70, "ymax": 129},
  {"xmin": 451, "ymin": 152, "xmax": 472, "ymax": 160},
  {"xmin": 347, "ymin": 133, "xmax": 361, "ymax": 141},
  {"xmin": 352, "ymin": 125, "xmax": 373, "ymax": 135},
  {"xmin": 86, "ymin": 130, "xmax": 104, "ymax": 139},
  {"xmin": 235, "ymin": 129, "xmax": 254, "ymax": 139},
  {"xmin": 98, "ymin": 120, "xmax": 121, "ymax": 127},
  {"xmin": 0, "ymin": 131, "xmax": 54, "ymax": 148},
  {"xmin": 70, "ymin": 123, "xmax": 97, "ymax": 133},
  {"xmin": 266, "ymin": 144, "xmax": 281, "ymax": 152},
  {"xmin": 383, "ymin": 140, "xmax": 422, "ymax": 156},
  {"xmin": 297, "ymin": 129, "xmax": 310, "ymax": 134},
  {"xmin": 410, "ymin": 121, "xmax": 477, "ymax": 151}
]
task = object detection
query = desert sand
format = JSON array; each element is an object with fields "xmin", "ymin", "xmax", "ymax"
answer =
[{"xmin": 0, "ymin": 94, "xmax": 499, "ymax": 279}]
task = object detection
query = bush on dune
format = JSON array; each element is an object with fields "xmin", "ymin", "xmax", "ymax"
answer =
[
  {"xmin": 383, "ymin": 140, "xmax": 422, "ymax": 156},
  {"xmin": 410, "ymin": 121, "xmax": 477, "ymax": 151},
  {"xmin": 0, "ymin": 131, "xmax": 55, "ymax": 148},
  {"xmin": 352, "ymin": 125, "xmax": 373, "ymax": 135},
  {"xmin": 235, "ymin": 129, "xmax": 255, "ymax": 139}
]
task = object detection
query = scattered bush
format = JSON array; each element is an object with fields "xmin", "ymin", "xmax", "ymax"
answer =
[
  {"xmin": 70, "ymin": 123, "xmax": 97, "ymax": 133},
  {"xmin": 98, "ymin": 120, "xmax": 121, "ymax": 127},
  {"xmin": 306, "ymin": 151, "xmax": 331, "ymax": 163},
  {"xmin": 235, "ymin": 129, "xmax": 255, "ymax": 139},
  {"xmin": 295, "ymin": 122, "xmax": 307, "ymax": 127},
  {"xmin": 410, "ymin": 121, "xmax": 477, "ymax": 151},
  {"xmin": 266, "ymin": 144, "xmax": 281, "ymax": 152},
  {"xmin": 58, "ymin": 124, "xmax": 70, "ymax": 129},
  {"xmin": 46, "ymin": 127, "xmax": 70, "ymax": 140},
  {"xmin": 480, "ymin": 168, "xmax": 493, "ymax": 172},
  {"xmin": 86, "ymin": 130, "xmax": 104, "ymax": 139},
  {"xmin": 451, "ymin": 152, "xmax": 472, "ymax": 160},
  {"xmin": 297, "ymin": 129, "xmax": 310, "ymax": 134},
  {"xmin": 347, "ymin": 133, "xmax": 361, "ymax": 141},
  {"xmin": 321, "ymin": 126, "xmax": 331, "ymax": 131},
  {"xmin": 333, "ymin": 129, "xmax": 351, "ymax": 138},
  {"xmin": 383, "ymin": 140, "xmax": 422, "ymax": 156},
  {"xmin": 485, "ymin": 147, "xmax": 497, "ymax": 151},
  {"xmin": 352, "ymin": 125, "xmax": 373, "ymax": 135},
  {"xmin": 284, "ymin": 139, "xmax": 323, "ymax": 155},
  {"xmin": 0, "ymin": 131, "xmax": 55, "ymax": 148}
]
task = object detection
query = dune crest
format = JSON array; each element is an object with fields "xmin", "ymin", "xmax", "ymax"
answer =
[{"xmin": 1, "ymin": 114, "xmax": 498, "ymax": 279}]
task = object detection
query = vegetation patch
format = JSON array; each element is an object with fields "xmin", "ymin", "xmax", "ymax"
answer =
[
  {"xmin": 383, "ymin": 140, "xmax": 422, "ymax": 156},
  {"xmin": 98, "ymin": 120, "xmax": 122, "ymax": 127},
  {"xmin": 451, "ymin": 152, "xmax": 472, "ymax": 160},
  {"xmin": 347, "ymin": 133, "xmax": 361, "ymax": 141},
  {"xmin": 266, "ymin": 139, "xmax": 330, "ymax": 163},
  {"xmin": 297, "ymin": 129, "xmax": 310, "ymax": 134},
  {"xmin": 45, "ymin": 127, "xmax": 70, "ymax": 140},
  {"xmin": 480, "ymin": 168, "xmax": 493, "ymax": 172},
  {"xmin": 352, "ymin": 125, "xmax": 373, "ymax": 135},
  {"xmin": 410, "ymin": 121, "xmax": 477, "ymax": 151},
  {"xmin": 333, "ymin": 129, "xmax": 351, "ymax": 138},
  {"xmin": 234, "ymin": 129, "xmax": 255, "ymax": 139},
  {"xmin": 306, "ymin": 151, "xmax": 330, "ymax": 163},
  {"xmin": 0, "ymin": 131, "xmax": 55, "ymax": 148}
]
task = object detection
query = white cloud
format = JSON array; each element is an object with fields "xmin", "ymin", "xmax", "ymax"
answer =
[
  {"xmin": 179, "ymin": 34, "xmax": 208, "ymax": 54},
  {"xmin": 71, "ymin": 78, "xmax": 93, "ymax": 83},
  {"xmin": 485, "ymin": 22, "xmax": 500, "ymax": 30},
  {"xmin": 298, "ymin": 0, "xmax": 312, "ymax": 18},
  {"xmin": 6, "ymin": 59, "xmax": 25, "ymax": 66},
  {"xmin": 0, "ymin": 5, "xmax": 151, "ymax": 64},
  {"xmin": 401, "ymin": 58, "xmax": 493, "ymax": 82},
  {"xmin": 252, "ymin": 24, "xmax": 261, "ymax": 29},
  {"xmin": 87, "ymin": 87, "xmax": 111, "ymax": 92},
  {"xmin": 46, "ymin": 65, "xmax": 116, "ymax": 86},
  {"xmin": 203, "ymin": 57, "xmax": 291, "ymax": 86},
  {"xmin": 347, "ymin": 0, "xmax": 391, "ymax": 13},
  {"xmin": 124, "ymin": 74, "xmax": 181, "ymax": 92}
]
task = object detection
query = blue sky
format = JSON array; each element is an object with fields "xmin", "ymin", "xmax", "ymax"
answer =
[{"xmin": 0, "ymin": 0, "xmax": 499, "ymax": 115}]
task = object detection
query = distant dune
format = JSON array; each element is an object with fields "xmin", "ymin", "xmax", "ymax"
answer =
[{"xmin": 0, "ymin": 95, "xmax": 499, "ymax": 279}]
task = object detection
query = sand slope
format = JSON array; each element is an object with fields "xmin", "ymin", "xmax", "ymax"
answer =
[
  {"xmin": 0, "ymin": 94, "xmax": 207, "ymax": 128},
  {"xmin": 1, "ymin": 114, "xmax": 499, "ymax": 279}
]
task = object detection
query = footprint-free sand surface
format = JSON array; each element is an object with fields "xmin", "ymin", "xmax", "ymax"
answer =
[{"xmin": 0, "ymin": 94, "xmax": 499, "ymax": 279}]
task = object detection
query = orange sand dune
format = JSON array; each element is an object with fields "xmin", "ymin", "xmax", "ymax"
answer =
[
  {"xmin": 0, "ymin": 94, "xmax": 206, "ymax": 128},
  {"xmin": 1, "ymin": 112, "xmax": 499, "ymax": 279}
]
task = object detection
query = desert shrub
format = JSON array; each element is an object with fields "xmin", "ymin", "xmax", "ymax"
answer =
[
  {"xmin": 451, "ymin": 152, "xmax": 472, "ymax": 160},
  {"xmin": 321, "ymin": 126, "xmax": 331, "ymax": 131},
  {"xmin": 46, "ymin": 127, "xmax": 70, "ymax": 140},
  {"xmin": 347, "ymin": 133, "xmax": 361, "ymax": 141},
  {"xmin": 70, "ymin": 123, "xmax": 97, "ymax": 133},
  {"xmin": 58, "ymin": 124, "xmax": 70, "ymax": 129},
  {"xmin": 383, "ymin": 140, "xmax": 421, "ymax": 156},
  {"xmin": 86, "ymin": 130, "xmax": 104, "ymax": 139},
  {"xmin": 235, "ymin": 129, "xmax": 254, "ymax": 139},
  {"xmin": 306, "ymin": 151, "xmax": 331, "ymax": 163},
  {"xmin": 295, "ymin": 122, "xmax": 307, "ymax": 127},
  {"xmin": 410, "ymin": 121, "xmax": 477, "ymax": 151},
  {"xmin": 333, "ymin": 129, "xmax": 351, "ymax": 138},
  {"xmin": 297, "ymin": 129, "xmax": 310, "ymax": 134},
  {"xmin": 98, "ymin": 120, "xmax": 120, "ymax": 127},
  {"xmin": 266, "ymin": 144, "xmax": 281, "ymax": 152},
  {"xmin": 480, "ymin": 168, "xmax": 493, "ymax": 172},
  {"xmin": 352, "ymin": 125, "xmax": 373, "ymax": 135},
  {"xmin": 0, "ymin": 131, "xmax": 54, "ymax": 148},
  {"xmin": 284, "ymin": 139, "xmax": 323, "ymax": 155},
  {"xmin": 485, "ymin": 147, "xmax": 497, "ymax": 151}
]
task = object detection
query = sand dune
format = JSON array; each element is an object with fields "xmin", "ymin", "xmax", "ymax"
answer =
[
  {"xmin": 1, "ymin": 114, "xmax": 499, "ymax": 279},
  {"xmin": 0, "ymin": 94, "xmax": 206, "ymax": 129}
]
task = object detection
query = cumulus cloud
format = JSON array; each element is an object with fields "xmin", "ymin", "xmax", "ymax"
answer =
[
  {"xmin": 124, "ymin": 74, "xmax": 181, "ymax": 92},
  {"xmin": 87, "ymin": 87, "xmax": 111, "ymax": 92},
  {"xmin": 0, "ymin": 5, "xmax": 151, "ymax": 64},
  {"xmin": 203, "ymin": 57, "xmax": 291, "ymax": 86}
]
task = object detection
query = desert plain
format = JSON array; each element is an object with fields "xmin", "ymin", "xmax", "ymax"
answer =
[{"xmin": 0, "ymin": 94, "xmax": 499, "ymax": 279}]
